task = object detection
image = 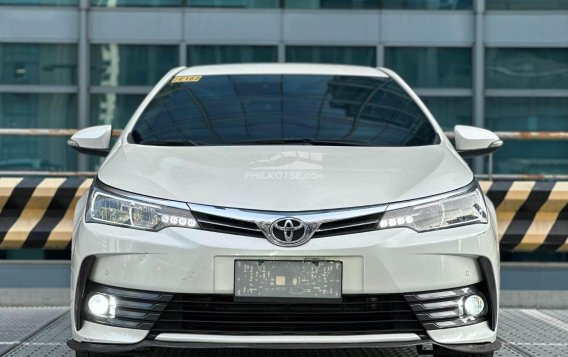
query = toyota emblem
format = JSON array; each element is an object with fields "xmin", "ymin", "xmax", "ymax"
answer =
[{"xmin": 269, "ymin": 218, "xmax": 309, "ymax": 246}]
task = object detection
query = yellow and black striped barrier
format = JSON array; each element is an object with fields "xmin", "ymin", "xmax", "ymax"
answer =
[
  {"xmin": 0, "ymin": 177, "xmax": 92, "ymax": 249},
  {"xmin": 0, "ymin": 178, "xmax": 567, "ymax": 253},
  {"xmin": 481, "ymin": 180, "xmax": 568, "ymax": 253}
]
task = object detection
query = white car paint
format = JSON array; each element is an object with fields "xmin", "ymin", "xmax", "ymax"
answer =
[
  {"xmin": 454, "ymin": 125, "xmax": 503, "ymax": 152},
  {"xmin": 68, "ymin": 125, "xmax": 111, "ymax": 151},
  {"xmin": 98, "ymin": 143, "xmax": 472, "ymax": 211}
]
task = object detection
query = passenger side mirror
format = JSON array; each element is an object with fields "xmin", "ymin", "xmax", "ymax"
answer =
[
  {"xmin": 454, "ymin": 125, "xmax": 503, "ymax": 157},
  {"xmin": 67, "ymin": 125, "xmax": 112, "ymax": 157}
]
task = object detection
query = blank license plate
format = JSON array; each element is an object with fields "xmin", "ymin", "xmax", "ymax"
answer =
[{"xmin": 234, "ymin": 260, "xmax": 342, "ymax": 301}]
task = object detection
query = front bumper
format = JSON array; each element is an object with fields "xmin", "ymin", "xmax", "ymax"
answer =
[
  {"xmin": 67, "ymin": 338, "xmax": 502, "ymax": 354},
  {"xmin": 70, "ymin": 206, "xmax": 499, "ymax": 349}
]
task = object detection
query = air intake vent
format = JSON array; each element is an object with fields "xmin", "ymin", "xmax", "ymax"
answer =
[{"xmin": 148, "ymin": 293, "xmax": 425, "ymax": 338}]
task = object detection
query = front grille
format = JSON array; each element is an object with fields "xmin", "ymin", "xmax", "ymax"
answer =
[
  {"xmin": 192, "ymin": 210, "xmax": 382, "ymax": 240},
  {"xmin": 147, "ymin": 293, "xmax": 425, "ymax": 338},
  {"xmin": 192, "ymin": 211, "xmax": 265, "ymax": 238},
  {"xmin": 313, "ymin": 213, "xmax": 382, "ymax": 238}
]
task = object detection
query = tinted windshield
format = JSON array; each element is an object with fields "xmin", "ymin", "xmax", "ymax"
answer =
[{"xmin": 131, "ymin": 74, "xmax": 439, "ymax": 147}]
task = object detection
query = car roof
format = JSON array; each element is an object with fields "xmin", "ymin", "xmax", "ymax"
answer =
[{"xmin": 176, "ymin": 63, "xmax": 389, "ymax": 78}]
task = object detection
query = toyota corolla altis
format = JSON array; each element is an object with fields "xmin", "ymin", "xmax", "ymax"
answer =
[{"xmin": 67, "ymin": 64, "xmax": 502, "ymax": 357}]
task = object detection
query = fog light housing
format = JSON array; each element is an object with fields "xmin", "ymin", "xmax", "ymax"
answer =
[
  {"xmin": 87, "ymin": 294, "xmax": 116, "ymax": 317},
  {"xmin": 463, "ymin": 294, "xmax": 485, "ymax": 317}
]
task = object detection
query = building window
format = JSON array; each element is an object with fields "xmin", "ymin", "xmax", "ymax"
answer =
[
  {"xmin": 486, "ymin": 97, "xmax": 568, "ymax": 175},
  {"xmin": 485, "ymin": 97, "xmax": 568, "ymax": 174},
  {"xmin": 491, "ymin": 141, "xmax": 568, "ymax": 175},
  {"xmin": 0, "ymin": 0, "xmax": 77, "ymax": 5},
  {"xmin": 285, "ymin": 0, "xmax": 472, "ymax": 9},
  {"xmin": 0, "ymin": 43, "xmax": 78, "ymax": 172},
  {"xmin": 421, "ymin": 97, "xmax": 472, "ymax": 131},
  {"xmin": 0, "ymin": 44, "xmax": 77, "ymax": 85},
  {"xmin": 285, "ymin": 0, "xmax": 380, "ymax": 9},
  {"xmin": 187, "ymin": 0, "xmax": 278, "ymax": 8},
  {"xmin": 0, "ymin": 93, "xmax": 76, "ymax": 128},
  {"xmin": 91, "ymin": 0, "xmax": 181, "ymax": 6},
  {"xmin": 487, "ymin": 0, "xmax": 568, "ymax": 10},
  {"xmin": 90, "ymin": 44, "xmax": 178, "ymax": 86},
  {"xmin": 0, "ymin": 93, "xmax": 78, "ymax": 171},
  {"xmin": 486, "ymin": 48, "xmax": 568, "ymax": 89},
  {"xmin": 90, "ymin": 94, "xmax": 144, "ymax": 129},
  {"xmin": 385, "ymin": 47, "xmax": 472, "ymax": 88},
  {"xmin": 286, "ymin": 46, "xmax": 376, "ymax": 67},
  {"xmin": 486, "ymin": 98, "xmax": 568, "ymax": 132},
  {"xmin": 383, "ymin": 0, "xmax": 472, "ymax": 9},
  {"xmin": 485, "ymin": 49, "xmax": 568, "ymax": 174},
  {"xmin": 187, "ymin": 45, "xmax": 278, "ymax": 66}
]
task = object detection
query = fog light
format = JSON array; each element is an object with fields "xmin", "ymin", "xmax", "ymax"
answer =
[
  {"xmin": 87, "ymin": 294, "xmax": 110, "ymax": 316},
  {"xmin": 463, "ymin": 294, "xmax": 485, "ymax": 317}
]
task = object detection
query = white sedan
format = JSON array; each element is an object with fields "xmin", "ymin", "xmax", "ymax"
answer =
[{"xmin": 67, "ymin": 63, "xmax": 502, "ymax": 357}]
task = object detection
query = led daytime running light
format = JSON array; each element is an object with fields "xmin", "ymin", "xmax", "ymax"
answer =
[
  {"xmin": 378, "ymin": 184, "xmax": 487, "ymax": 232},
  {"xmin": 86, "ymin": 183, "xmax": 199, "ymax": 232}
]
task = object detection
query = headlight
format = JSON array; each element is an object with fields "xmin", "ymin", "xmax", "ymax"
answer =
[
  {"xmin": 86, "ymin": 180, "xmax": 199, "ymax": 231},
  {"xmin": 378, "ymin": 183, "xmax": 487, "ymax": 232}
]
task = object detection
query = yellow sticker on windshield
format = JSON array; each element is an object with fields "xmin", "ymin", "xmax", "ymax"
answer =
[{"xmin": 172, "ymin": 75, "xmax": 202, "ymax": 83}]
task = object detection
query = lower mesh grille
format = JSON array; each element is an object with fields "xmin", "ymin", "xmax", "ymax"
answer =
[
  {"xmin": 147, "ymin": 294, "xmax": 425, "ymax": 338},
  {"xmin": 81, "ymin": 282, "xmax": 487, "ymax": 338}
]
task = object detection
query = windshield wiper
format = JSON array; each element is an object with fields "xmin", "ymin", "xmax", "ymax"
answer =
[
  {"xmin": 137, "ymin": 139, "xmax": 200, "ymax": 146},
  {"xmin": 230, "ymin": 138, "xmax": 370, "ymax": 146}
]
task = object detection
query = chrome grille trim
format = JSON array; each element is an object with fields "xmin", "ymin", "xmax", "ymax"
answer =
[
  {"xmin": 403, "ymin": 285, "xmax": 489, "ymax": 330},
  {"xmin": 416, "ymin": 310, "xmax": 460, "ymax": 320},
  {"xmin": 188, "ymin": 203, "xmax": 387, "ymax": 240},
  {"xmin": 197, "ymin": 218, "xmax": 263, "ymax": 233},
  {"xmin": 191, "ymin": 211, "xmax": 265, "ymax": 238},
  {"xmin": 83, "ymin": 282, "xmax": 173, "ymax": 330},
  {"xmin": 188, "ymin": 203, "xmax": 387, "ymax": 225},
  {"xmin": 316, "ymin": 219, "xmax": 381, "ymax": 232},
  {"xmin": 410, "ymin": 300, "xmax": 459, "ymax": 311}
]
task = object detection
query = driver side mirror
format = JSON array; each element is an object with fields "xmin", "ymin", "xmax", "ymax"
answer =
[
  {"xmin": 67, "ymin": 125, "xmax": 111, "ymax": 157},
  {"xmin": 454, "ymin": 125, "xmax": 503, "ymax": 157}
]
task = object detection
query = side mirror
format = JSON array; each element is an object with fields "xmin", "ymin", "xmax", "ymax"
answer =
[
  {"xmin": 67, "ymin": 125, "xmax": 111, "ymax": 157},
  {"xmin": 454, "ymin": 125, "xmax": 503, "ymax": 157}
]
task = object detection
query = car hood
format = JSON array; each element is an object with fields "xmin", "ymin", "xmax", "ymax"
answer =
[{"xmin": 98, "ymin": 143, "xmax": 473, "ymax": 212}]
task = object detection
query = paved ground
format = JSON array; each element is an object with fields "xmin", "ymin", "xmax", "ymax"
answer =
[{"xmin": 0, "ymin": 308, "xmax": 567, "ymax": 357}]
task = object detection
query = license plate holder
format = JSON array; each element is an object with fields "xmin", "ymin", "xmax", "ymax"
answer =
[{"xmin": 234, "ymin": 260, "xmax": 342, "ymax": 302}]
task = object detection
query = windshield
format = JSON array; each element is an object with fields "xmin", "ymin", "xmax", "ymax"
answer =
[{"xmin": 131, "ymin": 74, "xmax": 439, "ymax": 147}]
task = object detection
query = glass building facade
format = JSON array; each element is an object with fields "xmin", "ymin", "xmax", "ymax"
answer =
[{"xmin": 1, "ymin": 0, "xmax": 567, "ymax": 176}]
